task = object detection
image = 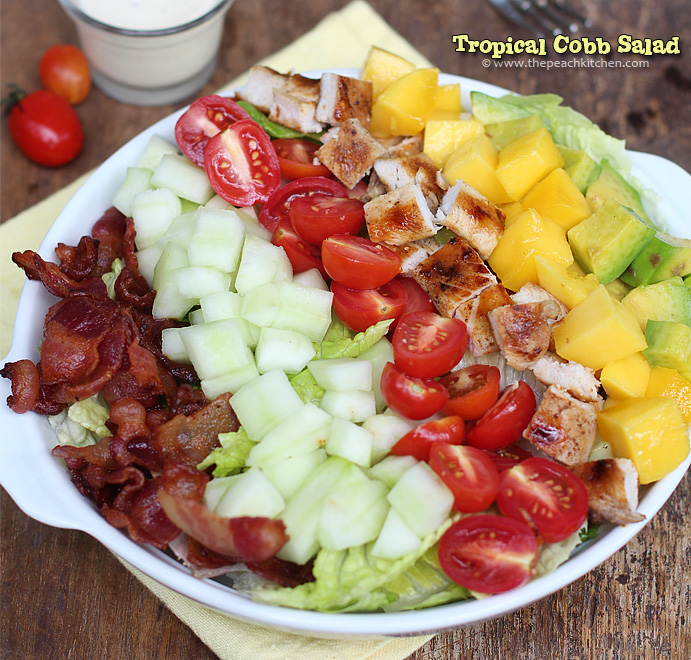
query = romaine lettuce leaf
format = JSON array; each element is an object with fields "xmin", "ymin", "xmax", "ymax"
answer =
[
  {"xmin": 288, "ymin": 368, "xmax": 326, "ymax": 404},
  {"xmin": 48, "ymin": 397, "xmax": 111, "ymax": 447},
  {"xmin": 315, "ymin": 319, "xmax": 394, "ymax": 360},
  {"xmin": 197, "ymin": 427, "xmax": 256, "ymax": 477},
  {"xmin": 102, "ymin": 258, "xmax": 124, "ymax": 300}
]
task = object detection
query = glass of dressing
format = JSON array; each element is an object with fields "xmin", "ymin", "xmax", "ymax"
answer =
[{"xmin": 56, "ymin": 0, "xmax": 236, "ymax": 106}]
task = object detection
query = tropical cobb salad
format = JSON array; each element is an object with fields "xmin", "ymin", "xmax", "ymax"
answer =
[{"xmin": 2, "ymin": 46, "xmax": 690, "ymax": 613}]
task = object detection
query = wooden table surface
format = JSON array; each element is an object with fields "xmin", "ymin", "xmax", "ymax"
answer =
[{"xmin": 1, "ymin": 1, "xmax": 690, "ymax": 658}]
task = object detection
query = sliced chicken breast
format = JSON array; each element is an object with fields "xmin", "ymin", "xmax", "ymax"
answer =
[
  {"xmin": 315, "ymin": 73, "xmax": 373, "ymax": 127},
  {"xmin": 531, "ymin": 352, "xmax": 603, "ymax": 406},
  {"xmin": 454, "ymin": 283, "xmax": 514, "ymax": 356},
  {"xmin": 488, "ymin": 303, "xmax": 551, "ymax": 370}
]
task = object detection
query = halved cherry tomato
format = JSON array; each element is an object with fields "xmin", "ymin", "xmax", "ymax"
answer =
[
  {"xmin": 175, "ymin": 95, "xmax": 251, "ymax": 166},
  {"xmin": 396, "ymin": 276, "xmax": 436, "ymax": 316},
  {"xmin": 39, "ymin": 45, "xmax": 91, "ymax": 105},
  {"xmin": 290, "ymin": 195, "xmax": 365, "ymax": 245},
  {"xmin": 380, "ymin": 361, "xmax": 449, "ymax": 420},
  {"xmin": 390, "ymin": 416, "xmax": 464, "ymax": 461},
  {"xmin": 204, "ymin": 119, "xmax": 280, "ymax": 206},
  {"xmin": 271, "ymin": 218, "xmax": 327, "ymax": 277},
  {"xmin": 272, "ymin": 138, "xmax": 330, "ymax": 179},
  {"xmin": 322, "ymin": 235, "xmax": 401, "ymax": 289},
  {"xmin": 483, "ymin": 444, "xmax": 533, "ymax": 473},
  {"xmin": 439, "ymin": 365, "xmax": 501, "ymax": 419},
  {"xmin": 428, "ymin": 443, "xmax": 500, "ymax": 512},
  {"xmin": 438, "ymin": 514, "xmax": 538, "ymax": 594},
  {"xmin": 331, "ymin": 279, "xmax": 407, "ymax": 333},
  {"xmin": 497, "ymin": 457, "xmax": 589, "ymax": 543},
  {"xmin": 465, "ymin": 381, "xmax": 536, "ymax": 451},
  {"xmin": 259, "ymin": 176, "xmax": 348, "ymax": 232},
  {"xmin": 392, "ymin": 312, "xmax": 468, "ymax": 379}
]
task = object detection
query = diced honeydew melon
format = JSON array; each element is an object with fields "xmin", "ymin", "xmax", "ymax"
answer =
[
  {"xmin": 240, "ymin": 283, "xmax": 281, "ymax": 327},
  {"xmin": 179, "ymin": 198, "xmax": 201, "ymax": 214},
  {"xmin": 320, "ymin": 390, "xmax": 376, "ymax": 423},
  {"xmin": 368, "ymin": 454, "xmax": 419, "ymax": 487},
  {"xmin": 358, "ymin": 338, "xmax": 394, "ymax": 412},
  {"xmin": 152, "ymin": 243, "xmax": 195, "ymax": 320},
  {"xmin": 112, "ymin": 166, "xmax": 153, "ymax": 217},
  {"xmin": 204, "ymin": 194, "xmax": 232, "ymax": 210},
  {"xmin": 200, "ymin": 362, "xmax": 260, "ymax": 399},
  {"xmin": 157, "ymin": 211, "xmax": 199, "ymax": 249},
  {"xmin": 151, "ymin": 153, "xmax": 215, "ymax": 204},
  {"xmin": 199, "ymin": 290, "xmax": 243, "ymax": 322},
  {"xmin": 202, "ymin": 475, "xmax": 241, "ymax": 511},
  {"xmin": 187, "ymin": 308, "xmax": 205, "ymax": 325},
  {"xmin": 135, "ymin": 245, "xmax": 162, "ymax": 287},
  {"xmin": 234, "ymin": 235, "xmax": 293, "ymax": 295},
  {"xmin": 247, "ymin": 402, "xmax": 332, "ymax": 468},
  {"xmin": 386, "ymin": 462, "xmax": 454, "ymax": 537},
  {"xmin": 236, "ymin": 208, "xmax": 272, "ymax": 241},
  {"xmin": 136, "ymin": 134, "xmax": 178, "ymax": 170},
  {"xmin": 363, "ymin": 412, "xmax": 417, "ymax": 464},
  {"xmin": 255, "ymin": 327, "xmax": 316, "ymax": 374},
  {"xmin": 272, "ymin": 282, "xmax": 334, "ymax": 342},
  {"xmin": 230, "ymin": 369, "xmax": 303, "ymax": 441},
  {"xmin": 214, "ymin": 467, "xmax": 285, "ymax": 519},
  {"xmin": 325, "ymin": 416, "xmax": 374, "ymax": 467},
  {"xmin": 307, "ymin": 358, "xmax": 372, "ymax": 392},
  {"xmin": 161, "ymin": 327, "xmax": 191, "ymax": 364},
  {"xmin": 174, "ymin": 266, "xmax": 232, "ymax": 299},
  {"xmin": 132, "ymin": 187, "xmax": 182, "ymax": 250},
  {"xmin": 292, "ymin": 268, "xmax": 329, "ymax": 291},
  {"xmin": 187, "ymin": 208, "xmax": 245, "ymax": 273},
  {"xmin": 276, "ymin": 456, "xmax": 351, "ymax": 564},
  {"xmin": 179, "ymin": 319, "xmax": 254, "ymax": 380},
  {"xmin": 153, "ymin": 242, "xmax": 189, "ymax": 290},
  {"xmin": 261, "ymin": 449, "xmax": 327, "ymax": 500},
  {"xmin": 371, "ymin": 507, "xmax": 422, "ymax": 559},
  {"xmin": 317, "ymin": 477, "xmax": 389, "ymax": 551}
]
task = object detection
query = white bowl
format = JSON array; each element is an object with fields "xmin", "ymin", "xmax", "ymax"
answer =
[{"xmin": 1, "ymin": 70, "xmax": 690, "ymax": 638}]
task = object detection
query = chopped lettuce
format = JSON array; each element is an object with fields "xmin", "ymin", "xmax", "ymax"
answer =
[
  {"xmin": 197, "ymin": 427, "xmax": 256, "ymax": 477},
  {"xmin": 534, "ymin": 527, "xmax": 584, "ymax": 577},
  {"xmin": 101, "ymin": 258, "xmax": 124, "ymax": 300},
  {"xmin": 48, "ymin": 397, "xmax": 111, "ymax": 447},
  {"xmin": 288, "ymin": 368, "xmax": 326, "ymax": 404},
  {"xmin": 315, "ymin": 319, "xmax": 393, "ymax": 360}
]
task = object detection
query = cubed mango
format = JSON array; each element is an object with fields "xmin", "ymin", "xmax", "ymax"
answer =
[
  {"xmin": 600, "ymin": 352, "xmax": 651, "ymax": 400},
  {"xmin": 423, "ymin": 116, "xmax": 484, "ymax": 168},
  {"xmin": 434, "ymin": 83, "xmax": 462, "ymax": 114},
  {"xmin": 534, "ymin": 255, "xmax": 599, "ymax": 308},
  {"xmin": 645, "ymin": 366, "xmax": 691, "ymax": 425},
  {"xmin": 362, "ymin": 46, "xmax": 416, "ymax": 98},
  {"xmin": 500, "ymin": 201, "xmax": 525, "ymax": 227}
]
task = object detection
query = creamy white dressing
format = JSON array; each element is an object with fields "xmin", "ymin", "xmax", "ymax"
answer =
[{"xmin": 73, "ymin": 0, "xmax": 222, "ymax": 31}]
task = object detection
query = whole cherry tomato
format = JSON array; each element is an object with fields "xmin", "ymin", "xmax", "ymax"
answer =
[{"xmin": 39, "ymin": 44, "xmax": 91, "ymax": 104}]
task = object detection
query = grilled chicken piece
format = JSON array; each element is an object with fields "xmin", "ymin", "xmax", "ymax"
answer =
[
  {"xmin": 437, "ymin": 181, "xmax": 505, "ymax": 260},
  {"xmin": 315, "ymin": 73, "xmax": 373, "ymax": 127},
  {"xmin": 373, "ymin": 153, "xmax": 448, "ymax": 213},
  {"xmin": 364, "ymin": 183, "xmax": 437, "ymax": 245},
  {"xmin": 571, "ymin": 458, "xmax": 645, "ymax": 525},
  {"xmin": 378, "ymin": 134, "xmax": 424, "ymax": 158},
  {"xmin": 511, "ymin": 283, "xmax": 568, "ymax": 324},
  {"xmin": 238, "ymin": 66, "xmax": 320, "ymax": 111},
  {"xmin": 412, "ymin": 236, "xmax": 497, "ymax": 317},
  {"xmin": 531, "ymin": 352, "xmax": 603, "ymax": 406},
  {"xmin": 523, "ymin": 384, "xmax": 598, "ymax": 465},
  {"xmin": 454, "ymin": 283, "xmax": 514, "ymax": 356},
  {"xmin": 269, "ymin": 89, "xmax": 324, "ymax": 134},
  {"xmin": 315, "ymin": 118, "xmax": 386, "ymax": 189},
  {"xmin": 385, "ymin": 237, "xmax": 440, "ymax": 274},
  {"xmin": 488, "ymin": 303, "xmax": 551, "ymax": 370}
]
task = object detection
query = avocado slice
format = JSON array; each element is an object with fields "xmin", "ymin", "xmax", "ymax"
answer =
[
  {"xmin": 485, "ymin": 115, "xmax": 545, "ymax": 150},
  {"xmin": 621, "ymin": 231, "xmax": 691, "ymax": 287},
  {"xmin": 643, "ymin": 320, "xmax": 691, "ymax": 379},
  {"xmin": 567, "ymin": 199, "xmax": 655, "ymax": 284},
  {"xmin": 586, "ymin": 159, "xmax": 650, "ymax": 224},
  {"xmin": 622, "ymin": 276, "xmax": 691, "ymax": 330},
  {"xmin": 470, "ymin": 92, "xmax": 532, "ymax": 124},
  {"xmin": 557, "ymin": 146, "xmax": 602, "ymax": 194}
]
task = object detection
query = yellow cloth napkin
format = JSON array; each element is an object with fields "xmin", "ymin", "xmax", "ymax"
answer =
[{"xmin": 1, "ymin": 1, "xmax": 437, "ymax": 658}]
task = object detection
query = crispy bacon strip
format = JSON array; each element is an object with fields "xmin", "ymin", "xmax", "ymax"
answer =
[
  {"xmin": 0, "ymin": 359, "xmax": 40, "ymax": 413},
  {"xmin": 55, "ymin": 235, "xmax": 99, "ymax": 281},
  {"xmin": 91, "ymin": 207, "xmax": 127, "ymax": 276}
]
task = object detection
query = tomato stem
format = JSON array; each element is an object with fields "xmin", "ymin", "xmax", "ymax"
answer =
[{"xmin": 2, "ymin": 84, "xmax": 27, "ymax": 115}]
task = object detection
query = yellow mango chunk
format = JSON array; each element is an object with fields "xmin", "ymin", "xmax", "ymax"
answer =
[
  {"xmin": 605, "ymin": 278, "xmax": 633, "ymax": 302},
  {"xmin": 495, "ymin": 128, "xmax": 565, "ymax": 201},
  {"xmin": 553, "ymin": 285, "xmax": 648, "ymax": 371},
  {"xmin": 488, "ymin": 209, "xmax": 573, "ymax": 292},
  {"xmin": 500, "ymin": 201, "xmax": 524, "ymax": 227},
  {"xmin": 442, "ymin": 134, "xmax": 512, "ymax": 205},
  {"xmin": 370, "ymin": 68, "xmax": 439, "ymax": 137},
  {"xmin": 362, "ymin": 46, "xmax": 415, "ymax": 99},
  {"xmin": 423, "ymin": 116, "xmax": 484, "ymax": 168},
  {"xmin": 534, "ymin": 255, "xmax": 599, "ymax": 308},
  {"xmin": 645, "ymin": 366, "xmax": 691, "ymax": 425},
  {"xmin": 597, "ymin": 397, "xmax": 690, "ymax": 484},
  {"xmin": 521, "ymin": 168, "xmax": 592, "ymax": 231},
  {"xmin": 601, "ymin": 352, "xmax": 651, "ymax": 400},
  {"xmin": 434, "ymin": 84, "xmax": 462, "ymax": 113}
]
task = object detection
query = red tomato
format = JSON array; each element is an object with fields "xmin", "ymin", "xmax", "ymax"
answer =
[
  {"xmin": 290, "ymin": 195, "xmax": 365, "ymax": 245},
  {"xmin": 39, "ymin": 45, "xmax": 90, "ymax": 105},
  {"xmin": 390, "ymin": 416, "xmax": 464, "ymax": 461},
  {"xmin": 428, "ymin": 443, "xmax": 500, "ymax": 512},
  {"xmin": 396, "ymin": 276, "xmax": 436, "ymax": 316},
  {"xmin": 465, "ymin": 381, "xmax": 536, "ymax": 451},
  {"xmin": 331, "ymin": 279, "xmax": 407, "ymax": 333},
  {"xmin": 7, "ymin": 90, "xmax": 83, "ymax": 167},
  {"xmin": 175, "ymin": 95, "xmax": 251, "ymax": 166},
  {"xmin": 497, "ymin": 457, "xmax": 589, "ymax": 543},
  {"xmin": 484, "ymin": 444, "xmax": 533, "ymax": 473},
  {"xmin": 438, "ymin": 514, "xmax": 538, "ymax": 594},
  {"xmin": 392, "ymin": 312, "xmax": 468, "ymax": 379},
  {"xmin": 439, "ymin": 365, "xmax": 501, "ymax": 420},
  {"xmin": 380, "ymin": 361, "xmax": 449, "ymax": 420},
  {"xmin": 204, "ymin": 119, "xmax": 280, "ymax": 206},
  {"xmin": 273, "ymin": 138, "xmax": 330, "ymax": 179},
  {"xmin": 271, "ymin": 217, "xmax": 327, "ymax": 277},
  {"xmin": 258, "ymin": 176, "xmax": 348, "ymax": 233},
  {"xmin": 321, "ymin": 235, "xmax": 401, "ymax": 289}
]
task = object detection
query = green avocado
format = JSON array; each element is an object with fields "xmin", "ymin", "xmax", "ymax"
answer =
[
  {"xmin": 567, "ymin": 198, "xmax": 655, "ymax": 284},
  {"xmin": 643, "ymin": 320, "xmax": 691, "ymax": 379},
  {"xmin": 485, "ymin": 115, "xmax": 545, "ymax": 150},
  {"xmin": 470, "ymin": 92, "xmax": 532, "ymax": 125},
  {"xmin": 586, "ymin": 159, "xmax": 651, "ymax": 225},
  {"xmin": 620, "ymin": 232, "xmax": 691, "ymax": 287},
  {"xmin": 622, "ymin": 276, "xmax": 691, "ymax": 330},
  {"xmin": 557, "ymin": 145, "xmax": 602, "ymax": 194}
]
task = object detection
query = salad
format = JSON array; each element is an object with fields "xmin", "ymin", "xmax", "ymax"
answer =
[{"xmin": 2, "ymin": 46, "xmax": 690, "ymax": 614}]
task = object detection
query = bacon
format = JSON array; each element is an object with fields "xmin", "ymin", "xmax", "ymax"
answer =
[
  {"xmin": 246, "ymin": 557, "xmax": 316, "ymax": 588},
  {"xmin": 55, "ymin": 235, "xmax": 99, "ymax": 281},
  {"xmin": 0, "ymin": 359, "xmax": 40, "ymax": 413},
  {"xmin": 169, "ymin": 384, "xmax": 209, "ymax": 417},
  {"xmin": 91, "ymin": 207, "xmax": 127, "ymax": 276},
  {"xmin": 114, "ymin": 219, "xmax": 156, "ymax": 311},
  {"xmin": 52, "ymin": 435, "xmax": 118, "ymax": 471}
]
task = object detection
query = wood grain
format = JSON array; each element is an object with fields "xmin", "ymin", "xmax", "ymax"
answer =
[{"xmin": 1, "ymin": 1, "xmax": 690, "ymax": 659}]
